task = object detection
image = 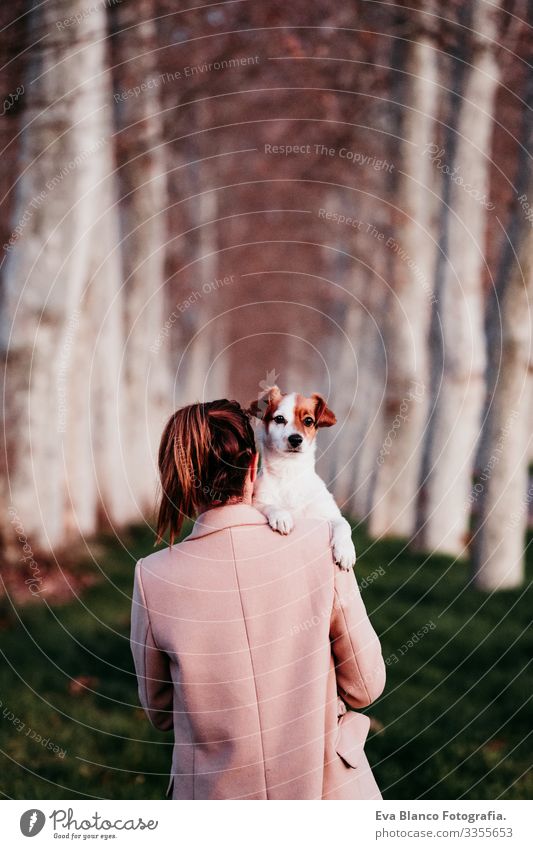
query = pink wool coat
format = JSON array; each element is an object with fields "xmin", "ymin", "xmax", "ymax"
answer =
[{"xmin": 130, "ymin": 503, "xmax": 386, "ymax": 800}]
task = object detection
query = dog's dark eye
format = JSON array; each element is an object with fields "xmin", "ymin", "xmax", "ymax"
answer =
[
  {"xmin": 303, "ymin": 417, "xmax": 314, "ymax": 427},
  {"xmin": 274, "ymin": 415, "xmax": 286, "ymax": 425}
]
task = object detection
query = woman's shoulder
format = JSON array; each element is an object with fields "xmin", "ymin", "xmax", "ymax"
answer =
[
  {"xmin": 291, "ymin": 517, "xmax": 333, "ymax": 547},
  {"xmin": 135, "ymin": 534, "xmax": 206, "ymax": 577},
  {"xmin": 135, "ymin": 545, "xmax": 176, "ymax": 579}
]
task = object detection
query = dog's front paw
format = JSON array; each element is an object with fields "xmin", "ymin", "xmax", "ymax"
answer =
[
  {"xmin": 267, "ymin": 508, "xmax": 294, "ymax": 535},
  {"xmin": 333, "ymin": 538, "xmax": 356, "ymax": 571}
]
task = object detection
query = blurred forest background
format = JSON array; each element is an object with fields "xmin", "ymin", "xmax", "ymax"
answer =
[{"xmin": 0, "ymin": 0, "xmax": 532, "ymax": 800}]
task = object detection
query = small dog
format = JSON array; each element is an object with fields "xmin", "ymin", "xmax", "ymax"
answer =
[{"xmin": 248, "ymin": 386, "xmax": 356, "ymax": 571}]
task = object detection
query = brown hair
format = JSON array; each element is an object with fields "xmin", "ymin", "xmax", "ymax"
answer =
[{"xmin": 155, "ymin": 399, "xmax": 256, "ymax": 545}]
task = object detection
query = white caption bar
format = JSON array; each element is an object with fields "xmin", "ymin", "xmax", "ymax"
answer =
[{"xmin": 2, "ymin": 799, "xmax": 531, "ymax": 848}]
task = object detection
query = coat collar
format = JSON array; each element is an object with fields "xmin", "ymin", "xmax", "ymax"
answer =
[{"xmin": 183, "ymin": 503, "xmax": 268, "ymax": 540}]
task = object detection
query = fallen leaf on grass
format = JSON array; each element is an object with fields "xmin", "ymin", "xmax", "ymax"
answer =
[{"xmin": 68, "ymin": 675, "xmax": 99, "ymax": 696}]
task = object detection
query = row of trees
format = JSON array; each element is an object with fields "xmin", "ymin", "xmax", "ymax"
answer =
[
  {"xmin": 361, "ymin": 0, "xmax": 533, "ymax": 590},
  {"xmin": 0, "ymin": 0, "xmax": 531, "ymax": 590}
]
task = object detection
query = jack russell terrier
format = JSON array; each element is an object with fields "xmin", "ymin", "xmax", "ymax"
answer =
[{"xmin": 248, "ymin": 386, "xmax": 356, "ymax": 571}]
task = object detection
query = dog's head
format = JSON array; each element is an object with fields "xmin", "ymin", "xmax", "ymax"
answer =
[{"xmin": 248, "ymin": 386, "xmax": 336, "ymax": 456}]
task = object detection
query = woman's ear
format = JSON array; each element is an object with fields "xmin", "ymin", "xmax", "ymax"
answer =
[
  {"xmin": 249, "ymin": 452, "xmax": 259, "ymax": 483},
  {"xmin": 312, "ymin": 393, "xmax": 337, "ymax": 428}
]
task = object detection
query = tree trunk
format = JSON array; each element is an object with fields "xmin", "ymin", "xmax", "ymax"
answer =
[
  {"xmin": 416, "ymin": 0, "xmax": 501, "ymax": 555},
  {"xmin": 321, "ymin": 285, "xmax": 387, "ymax": 522},
  {"xmin": 321, "ymin": 295, "xmax": 365, "ymax": 510},
  {"xmin": 113, "ymin": 0, "xmax": 172, "ymax": 515},
  {"xmin": 471, "ymin": 229, "xmax": 533, "ymax": 589},
  {"xmin": 471, "ymin": 20, "xmax": 533, "ymax": 589},
  {"xmin": 316, "ymin": 199, "xmax": 386, "ymax": 522},
  {"xmin": 1, "ymin": 0, "xmax": 125, "ymax": 550},
  {"xmin": 180, "ymin": 188, "xmax": 213, "ymax": 401},
  {"xmin": 369, "ymin": 25, "xmax": 439, "ymax": 538}
]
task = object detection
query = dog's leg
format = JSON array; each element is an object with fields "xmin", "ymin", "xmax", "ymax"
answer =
[
  {"xmin": 256, "ymin": 503, "xmax": 294, "ymax": 535},
  {"xmin": 331, "ymin": 516, "xmax": 356, "ymax": 571}
]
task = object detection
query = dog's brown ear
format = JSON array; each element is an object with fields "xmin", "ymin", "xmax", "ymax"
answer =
[
  {"xmin": 312, "ymin": 393, "xmax": 337, "ymax": 428},
  {"xmin": 248, "ymin": 385, "xmax": 282, "ymax": 420}
]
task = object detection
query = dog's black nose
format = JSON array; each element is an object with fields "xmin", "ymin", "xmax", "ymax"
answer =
[{"xmin": 288, "ymin": 433, "xmax": 303, "ymax": 447}]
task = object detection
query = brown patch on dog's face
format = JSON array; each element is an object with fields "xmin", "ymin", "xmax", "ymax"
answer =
[
  {"xmin": 247, "ymin": 385, "xmax": 284, "ymax": 424},
  {"xmin": 292, "ymin": 392, "xmax": 337, "ymax": 438},
  {"xmin": 292, "ymin": 394, "xmax": 320, "ymax": 438},
  {"xmin": 312, "ymin": 393, "xmax": 337, "ymax": 428}
]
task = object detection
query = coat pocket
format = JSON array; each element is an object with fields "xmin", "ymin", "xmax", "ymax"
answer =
[{"xmin": 335, "ymin": 710, "xmax": 371, "ymax": 768}]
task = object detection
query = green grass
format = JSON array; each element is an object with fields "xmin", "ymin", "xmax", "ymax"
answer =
[{"xmin": 0, "ymin": 523, "xmax": 531, "ymax": 800}]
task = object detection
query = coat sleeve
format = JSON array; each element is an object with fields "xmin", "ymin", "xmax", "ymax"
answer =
[
  {"xmin": 130, "ymin": 560, "xmax": 174, "ymax": 731},
  {"xmin": 329, "ymin": 562, "xmax": 386, "ymax": 708}
]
